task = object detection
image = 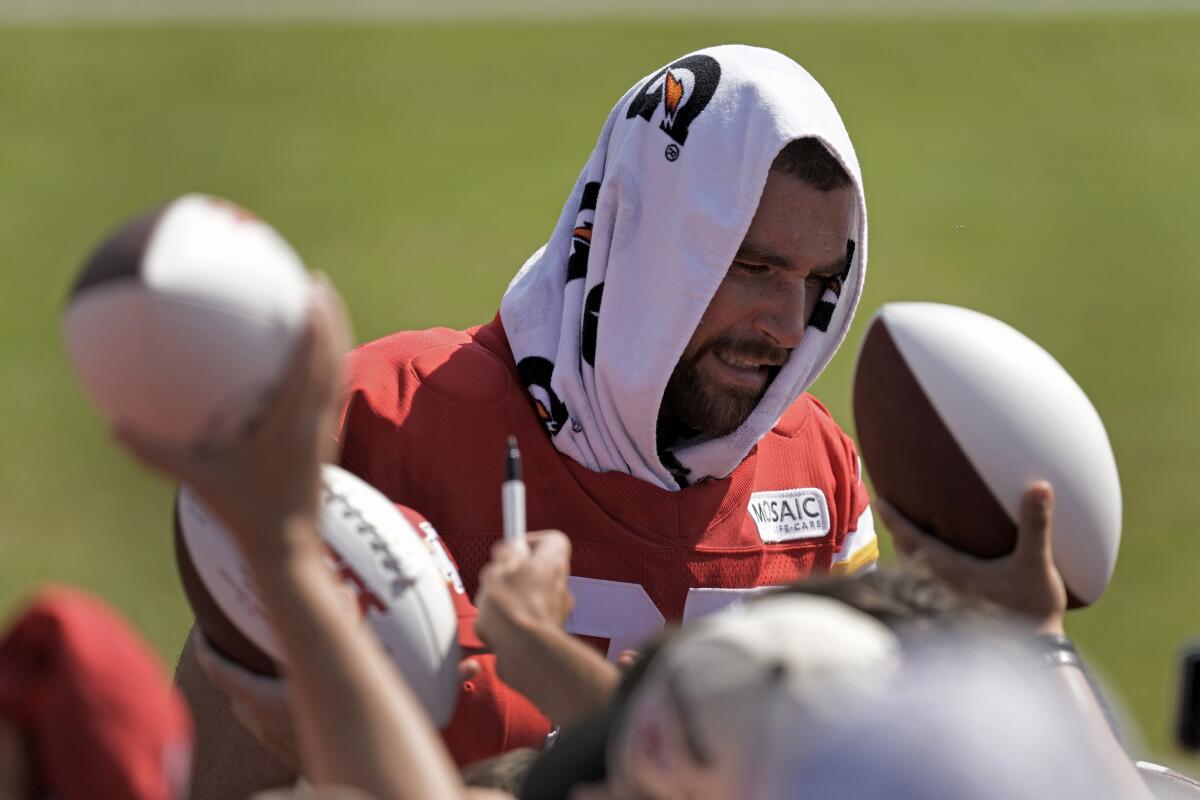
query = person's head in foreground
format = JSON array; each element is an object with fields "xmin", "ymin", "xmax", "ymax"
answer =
[
  {"xmin": 500, "ymin": 44, "xmax": 866, "ymax": 490},
  {"xmin": 522, "ymin": 594, "xmax": 899, "ymax": 800},
  {"xmin": 0, "ymin": 586, "xmax": 193, "ymax": 800},
  {"xmin": 774, "ymin": 561, "xmax": 1010, "ymax": 637},
  {"xmin": 777, "ymin": 637, "xmax": 1128, "ymax": 800}
]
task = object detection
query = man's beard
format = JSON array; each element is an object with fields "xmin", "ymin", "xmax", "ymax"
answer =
[{"xmin": 658, "ymin": 335, "xmax": 790, "ymax": 444}]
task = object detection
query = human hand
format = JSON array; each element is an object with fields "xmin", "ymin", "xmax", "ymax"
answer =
[
  {"xmin": 475, "ymin": 531, "xmax": 574, "ymax": 678},
  {"xmin": 876, "ymin": 481, "xmax": 1067, "ymax": 635},
  {"xmin": 117, "ymin": 274, "xmax": 351, "ymax": 562},
  {"xmin": 191, "ymin": 630, "xmax": 301, "ymax": 772}
]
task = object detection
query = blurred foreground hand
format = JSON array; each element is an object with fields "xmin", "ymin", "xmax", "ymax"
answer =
[
  {"xmin": 192, "ymin": 631, "xmax": 299, "ymax": 772},
  {"xmin": 117, "ymin": 273, "xmax": 350, "ymax": 562},
  {"xmin": 876, "ymin": 482, "xmax": 1067, "ymax": 636},
  {"xmin": 475, "ymin": 531, "xmax": 574, "ymax": 677},
  {"xmin": 475, "ymin": 532, "xmax": 618, "ymax": 726}
]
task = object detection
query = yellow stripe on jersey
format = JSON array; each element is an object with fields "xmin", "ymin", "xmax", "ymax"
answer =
[{"xmin": 830, "ymin": 536, "xmax": 880, "ymax": 575}]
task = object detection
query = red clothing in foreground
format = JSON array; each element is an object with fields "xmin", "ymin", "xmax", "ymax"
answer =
[{"xmin": 0, "ymin": 586, "xmax": 193, "ymax": 800}]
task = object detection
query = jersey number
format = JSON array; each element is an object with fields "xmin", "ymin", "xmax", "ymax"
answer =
[{"xmin": 563, "ymin": 577, "xmax": 770, "ymax": 660}]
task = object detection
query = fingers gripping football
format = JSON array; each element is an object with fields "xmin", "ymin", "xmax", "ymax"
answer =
[{"xmin": 878, "ymin": 482, "xmax": 1067, "ymax": 635}]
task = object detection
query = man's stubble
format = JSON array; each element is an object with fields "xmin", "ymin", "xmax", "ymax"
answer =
[{"xmin": 658, "ymin": 335, "xmax": 788, "ymax": 443}]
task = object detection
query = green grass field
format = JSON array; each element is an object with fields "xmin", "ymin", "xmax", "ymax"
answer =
[{"xmin": 1, "ymin": 15, "xmax": 1198, "ymax": 765}]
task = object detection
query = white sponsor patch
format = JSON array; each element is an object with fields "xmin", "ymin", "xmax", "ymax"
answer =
[{"xmin": 747, "ymin": 488, "xmax": 831, "ymax": 543}]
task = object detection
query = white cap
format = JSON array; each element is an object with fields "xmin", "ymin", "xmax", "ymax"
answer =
[
  {"xmin": 608, "ymin": 594, "xmax": 900, "ymax": 800},
  {"xmin": 777, "ymin": 637, "xmax": 1128, "ymax": 800},
  {"xmin": 1137, "ymin": 761, "xmax": 1200, "ymax": 800}
]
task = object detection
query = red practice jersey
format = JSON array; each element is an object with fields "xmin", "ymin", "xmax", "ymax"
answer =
[{"xmin": 339, "ymin": 318, "xmax": 877, "ymax": 761}]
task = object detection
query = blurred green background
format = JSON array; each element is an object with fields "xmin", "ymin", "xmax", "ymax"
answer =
[{"xmin": 1, "ymin": 13, "xmax": 1198, "ymax": 766}]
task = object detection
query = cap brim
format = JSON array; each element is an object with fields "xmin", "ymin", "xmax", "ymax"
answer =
[{"xmin": 453, "ymin": 605, "xmax": 486, "ymax": 652}]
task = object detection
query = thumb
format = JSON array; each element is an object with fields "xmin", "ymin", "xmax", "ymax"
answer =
[{"xmin": 1015, "ymin": 481, "xmax": 1054, "ymax": 561}]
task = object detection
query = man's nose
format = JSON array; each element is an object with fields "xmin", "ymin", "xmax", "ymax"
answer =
[{"xmin": 752, "ymin": 281, "xmax": 809, "ymax": 349}]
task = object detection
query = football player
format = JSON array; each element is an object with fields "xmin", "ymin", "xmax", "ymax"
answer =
[{"xmin": 178, "ymin": 43, "xmax": 879, "ymax": 796}]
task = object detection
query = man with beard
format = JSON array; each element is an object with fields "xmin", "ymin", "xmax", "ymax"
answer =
[{"xmin": 176, "ymin": 44, "xmax": 879, "ymax": 797}]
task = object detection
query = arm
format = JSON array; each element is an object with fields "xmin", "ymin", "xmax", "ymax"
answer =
[
  {"xmin": 123, "ymin": 277, "xmax": 488, "ymax": 800},
  {"xmin": 246, "ymin": 523, "xmax": 465, "ymax": 800},
  {"xmin": 174, "ymin": 630, "xmax": 297, "ymax": 800},
  {"xmin": 876, "ymin": 483, "xmax": 1153, "ymax": 800},
  {"xmin": 475, "ymin": 533, "xmax": 619, "ymax": 728},
  {"xmin": 488, "ymin": 621, "xmax": 618, "ymax": 730}
]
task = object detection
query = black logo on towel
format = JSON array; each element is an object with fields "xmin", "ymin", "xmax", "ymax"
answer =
[
  {"xmin": 626, "ymin": 54, "xmax": 721, "ymax": 148},
  {"xmin": 567, "ymin": 181, "xmax": 601, "ymax": 283},
  {"xmin": 659, "ymin": 449, "xmax": 693, "ymax": 489},
  {"xmin": 580, "ymin": 283, "xmax": 604, "ymax": 367},
  {"xmin": 517, "ymin": 356, "xmax": 570, "ymax": 436},
  {"xmin": 808, "ymin": 239, "xmax": 855, "ymax": 334}
]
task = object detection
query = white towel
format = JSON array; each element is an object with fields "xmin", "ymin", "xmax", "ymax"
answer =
[{"xmin": 500, "ymin": 44, "xmax": 867, "ymax": 491}]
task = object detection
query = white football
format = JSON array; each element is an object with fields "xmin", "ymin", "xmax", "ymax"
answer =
[
  {"xmin": 853, "ymin": 302, "xmax": 1122, "ymax": 607},
  {"xmin": 63, "ymin": 194, "xmax": 311, "ymax": 451},
  {"xmin": 175, "ymin": 464, "xmax": 463, "ymax": 727}
]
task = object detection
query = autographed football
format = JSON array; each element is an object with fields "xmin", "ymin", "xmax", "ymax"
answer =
[
  {"xmin": 852, "ymin": 303, "xmax": 1121, "ymax": 607},
  {"xmin": 63, "ymin": 194, "xmax": 310, "ymax": 451},
  {"xmin": 175, "ymin": 464, "xmax": 463, "ymax": 726}
]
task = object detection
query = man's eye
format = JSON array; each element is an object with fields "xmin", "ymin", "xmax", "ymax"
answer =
[
  {"xmin": 807, "ymin": 274, "xmax": 832, "ymax": 289},
  {"xmin": 733, "ymin": 261, "xmax": 770, "ymax": 275}
]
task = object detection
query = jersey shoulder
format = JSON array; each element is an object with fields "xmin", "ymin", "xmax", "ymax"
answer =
[
  {"xmin": 344, "ymin": 322, "xmax": 516, "ymax": 412},
  {"xmin": 770, "ymin": 393, "xmax": 860, "ymax": 465},
  {"xmin": 782, "ymin": 395, "xmax": 876, "ymax": 570},
  {"xmin": 340, "ymin": 321, "xmax": 520, "ymax": 457},
  {"xmin": 760, "ymin": 393, "xmax": 866, "ymax": 535},
  {"xmin": 773, "ymin": 392, "xmax": 842, "ymax": 435},
  {"xmin": 338, "ymin": 320, "xmax": 533, "ymax": 521}
]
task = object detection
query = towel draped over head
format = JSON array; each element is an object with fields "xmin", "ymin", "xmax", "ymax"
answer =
[{"xmin": 501, "ymin": 44, "xmax": 867, "ymax": 491}]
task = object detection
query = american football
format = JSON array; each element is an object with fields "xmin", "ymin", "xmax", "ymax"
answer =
[
  {"xmin": 175, "ymin": 463, "xmax": 463, "ymax": 728},
  {"xmin": 852, "ymin": 302, "xmax": 1122, "ymax": 606},
  {"xmin": 62, "ymin": 193, "xmax": 311, "ymax": 451}
]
